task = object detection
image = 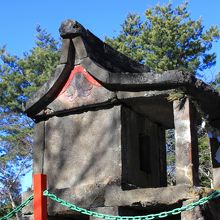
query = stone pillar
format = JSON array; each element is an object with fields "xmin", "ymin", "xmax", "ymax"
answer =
[
  {"xmin": 33, "ymin": 121, "xmax": 45, "ymax": 174},
  {"xmin": 173, "ymin": 98, "xmax": 199, "ymax": 185},
  {"xmin": 181, "ymin": 199, "xmax": 204, "ymax": 220},
  {"xmin": 209, "ymin": 135, "xmax": 220, "ymax": 188},
  {"xmin": 90, "ymin": 207, "xmax": 119, "ymax": 220}
]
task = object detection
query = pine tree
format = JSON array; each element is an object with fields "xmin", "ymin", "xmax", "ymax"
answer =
[
  {"xmin": 106, "ymin": 1, "xmax": 220, "ymax": 186},
  {"xmin": 106, "ymin": 2, "xmax": 219, "ymax": 76},
  {"xmin": 0, "ymin": 26, "xmax": 60, "ymax": 217}
]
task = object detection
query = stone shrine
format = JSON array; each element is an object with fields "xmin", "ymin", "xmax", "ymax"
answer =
[{"xmin": 24, "ymin": 20, "xmax": 220, "ymax": 219}]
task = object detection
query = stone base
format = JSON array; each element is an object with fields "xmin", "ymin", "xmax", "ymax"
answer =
[{"xmin": 22, "ymin": 185, "xmax": 219, "ymax": 219}]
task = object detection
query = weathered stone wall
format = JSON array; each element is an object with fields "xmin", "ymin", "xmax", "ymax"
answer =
[
  {"xmin": 42, "ymin": 106, "xmax": 121, "ymax": 190},
  {"xmin": 121, "ymin": 106, "xmax": 167, "ymax": 189},
  {"xmin": 33, "ymin": 121, "xmax": 45, "ymax": 173}
]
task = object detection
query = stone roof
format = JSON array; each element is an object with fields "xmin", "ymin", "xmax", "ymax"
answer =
[{"xmin": 24, "ymin": 20, "xmax": 220, "ymax": 128}]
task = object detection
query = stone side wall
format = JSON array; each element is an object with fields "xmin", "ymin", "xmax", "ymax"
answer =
[
  {"xmin": 41, "ymin": 106, "xmax": 121, "ymax": 190},
  {"xmin": 121, "ymin": 106, "xmax": 166, "ymax": 189}
]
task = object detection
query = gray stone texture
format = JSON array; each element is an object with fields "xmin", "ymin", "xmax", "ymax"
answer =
[
  {"xmin": 25, "ymin": 63, "xmax": 74, "ymax": 118},
  {"xmin": 23, "ymin": 185, "xmax": 217, "ymax": 218},
  {"xmin": 181, "ymin": 199, "xmax": 204, "ymax": 220},
  {"xmin": 23, "ymin": 19, "xmax": 220, "ymax": 220},
  {"xmin": 72, "ymin": 37, "xmax": 88, "ymax": 62},
  {"xmin": 118, "ymin": 91, "xmax": 174, "ymax": 128},
  {"xmin": 59, "ymin": 20, "xmax": 87, "ymax": 39},
  {"xmin": 104, "ymin": 185, "xmax": 213, "ymax": 208},
  {"xmin": 22, "ymin": 190, "xmax": 33, "ymax": 215},
  {"xmin": 173, "ymin": 98, "xmax": 199, "ymax": 185},
  {"xmin": 59, "ymin": 38, "xmax": 75, "ymax": 65},
  {"xmin": 44, "ymin": 106, "xmax": 122, "ymax": 190},
  {"xmin": 212, "ymin": 168, "xmax": 220, "ymax": 188},
  {"xmin": 33, "ymin": 121, "xmax": 45, "ymax": 173},
  {"xmin": 24, "ymin": 20, "xmax": 220, "ymax": 129},
  {"xmin": 47, "ymin": 79, "xmax": 116, "ymax": 113},
  {"xmin": 121, "ymin": 106, "xmax": 166, "ymax": 189}
]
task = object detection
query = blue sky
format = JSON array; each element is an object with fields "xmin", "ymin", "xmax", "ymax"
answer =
[
  {"xmin": 0, "ymin": 0, "xmax": 220, "ymax": 190},
  {"xmin": 0, "ymin": 0, "xmax": 220, "ymax": 82},
  {"xmin": 0, "ymin": 0, "xmax": 220, "ymax": 81}
]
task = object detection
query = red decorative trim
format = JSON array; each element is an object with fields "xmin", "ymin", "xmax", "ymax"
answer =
[
  {"xmin": 59, "ymin": 65, "xmax": 101, "ymax": 96},
  {"xmin": 33, "ymin": 174, "xmax": 47, "ymax": 220}
]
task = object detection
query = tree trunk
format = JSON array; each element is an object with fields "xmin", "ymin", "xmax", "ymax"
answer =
[{"xmin": 8, "ymin": 189, "xmax": 21, "ymax": 220}]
